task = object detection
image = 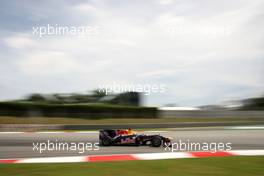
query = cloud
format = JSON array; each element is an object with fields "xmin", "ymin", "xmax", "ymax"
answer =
[
  {"xmin": 142, "ymin": 69, "xmax": 176, "ymax": 78},
  {"xmin": 4, "ymin": 34, "xmax": 36, "ymax": 49},
  {"xmin": 73, "ymin": 3, "xmax": 97, "ymax": 12},
  {"xmin": 0, "ymin": 0, "xmax": 263, "ymax": 105},
  {"xmin": 157, "ymin": 0, "xmax": 176, "ymax": 5},
  {"xmin": 17, "ymin": 51, "xmax": 81, "ymax": 75}
]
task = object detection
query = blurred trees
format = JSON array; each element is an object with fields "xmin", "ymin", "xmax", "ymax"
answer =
[
  {"xmin": 24, "ymin": 90, "xmax": 141, "ymax": 106},
  {"xmin": 242, "ymin": 96, "xmax": 264, "ymax": 110}
]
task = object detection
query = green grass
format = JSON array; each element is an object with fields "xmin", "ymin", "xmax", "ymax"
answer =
[
  {"xmin": 1, "ymin": 116, "xmax": 263, "ymax": 124},
  {"xmin": 1, "ymin": 156, "xmax": 264, "ymax": 176}
]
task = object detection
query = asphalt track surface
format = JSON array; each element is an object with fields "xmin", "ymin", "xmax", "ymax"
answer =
[{"xmin": 0, "ymin": 129, "xmax": 264, "ymax": 159}]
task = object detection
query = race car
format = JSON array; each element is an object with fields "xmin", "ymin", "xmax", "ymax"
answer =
[{"xmin": 99, "ymin": 129, "xmax": 172, "ymax": 147}]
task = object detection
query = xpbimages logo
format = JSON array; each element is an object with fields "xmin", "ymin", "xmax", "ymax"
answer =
[
  {"xmin": 98, "ymin": 82, "xmax": 166, "ymax": 95},
  {"xmin": 33, "ymin": 140, "xmax": 99, "ymax": 154},
  {"xmin": 164, "ymin": 140, "xmax": 232, "ymax": 153},
  {"xmin": 32, "ymin": 24, "xmax": 100, "ymax": 37}
]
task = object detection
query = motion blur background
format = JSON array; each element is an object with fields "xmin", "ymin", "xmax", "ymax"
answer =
[
  {"xmin": 0, "ymin": 1, "xmax": 264, "ymax": 174},
  {"xmin": 0, "ymin": 0, "xmax": 264, "ymax": 125}
]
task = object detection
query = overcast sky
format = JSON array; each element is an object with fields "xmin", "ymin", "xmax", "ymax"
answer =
[{"xmin": 0, "ymin": 0, "xmax": 263, "ymax": 106}]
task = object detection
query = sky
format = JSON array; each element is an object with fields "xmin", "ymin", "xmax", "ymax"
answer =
[{"xmin": 0, "ymin": 0, "xmax": 263, "ymax": 106}]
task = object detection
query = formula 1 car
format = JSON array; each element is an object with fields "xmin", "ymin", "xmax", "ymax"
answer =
[{"xmin": 99, "ymin": 129, "xmax": 172, "ymax": 147}]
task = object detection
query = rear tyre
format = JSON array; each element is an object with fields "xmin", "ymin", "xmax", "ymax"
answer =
[
  {"xmin": 151, "ymin": 136, "xmax": 162, "ymax": 147},
  {"xmin": 101, "ymin": 137, "xmax": 112, "ymax": 146}
]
